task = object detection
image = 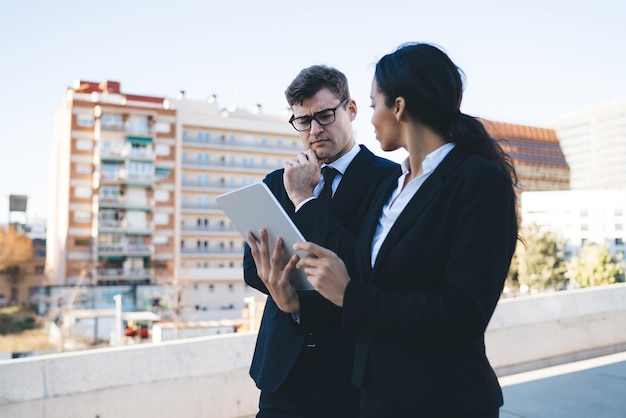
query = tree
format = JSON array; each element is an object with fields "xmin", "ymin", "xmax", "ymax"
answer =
[
  {"xmin": 565, "ymin": 243, "xmax": 623, "ymax": 288},
  {"xmin": 506, "ymin": 223, "xmax": 567, "ymax": 293},
  {"xmin": 0, "ymin": 226, "xmax": 34, "ymax": 302}
]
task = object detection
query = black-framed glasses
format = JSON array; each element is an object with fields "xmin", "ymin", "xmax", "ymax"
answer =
[{"xmin": 289, "ymin": 99, "xmax": 348, "ymax": 132}]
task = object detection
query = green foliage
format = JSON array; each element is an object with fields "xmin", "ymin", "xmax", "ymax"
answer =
[
  {"xmin": 507, "ymin": 223, "xmax": 567, "ymax": 292},
  {"xmin": 0, "ymin": 306, "xmax": 38, "ymax": 335},
  {"xmin": 565, "ymin": 243, "xmax": 624, "ymax": 287}
]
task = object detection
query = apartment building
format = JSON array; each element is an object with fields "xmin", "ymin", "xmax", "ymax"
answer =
[{"xmin": 47, "ymin": 80, "xmax": 300, "ymax": 316}]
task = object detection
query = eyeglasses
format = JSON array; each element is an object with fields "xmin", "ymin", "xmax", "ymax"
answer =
[{"xmin": 289, "ymin": 99, "xmax": 348, "ymax": 132}]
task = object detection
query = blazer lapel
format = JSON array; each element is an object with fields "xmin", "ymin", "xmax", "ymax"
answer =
[{"xmin": 371, "ymin": 148, "xmax": 467, "ymax": 274}]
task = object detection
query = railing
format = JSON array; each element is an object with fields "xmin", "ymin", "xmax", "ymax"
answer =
[
  {"xmin": 183, "ymin": 135, "xmax": 300, "ymax": 152},
  {"xmin": 97, "ymin": 268, "xmax": 154, "ymax": 278},
  {"xmin": 180, "ymin": 248, "xmax": 241, "ymax": 255},
  {"xmin": 181, "ymin": 225, "xmax": 238, "ymax": 233},
  {"xmin": 181, "ymin": 158, "xmax": 279, "ymax": 171}
]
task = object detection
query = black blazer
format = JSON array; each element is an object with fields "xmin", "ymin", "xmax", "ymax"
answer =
[
  {"xmin": 299, "ymin": 147, "xmax": 518, "ymax": 412},
  {"xmin": 243, "ymin": 145, "xmax": 400, "ymax": 393}
]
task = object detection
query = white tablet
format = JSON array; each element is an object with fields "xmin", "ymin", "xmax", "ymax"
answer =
[{"xmin": 216, "ymin": 182, "xmax": 314, "ymax": 291}]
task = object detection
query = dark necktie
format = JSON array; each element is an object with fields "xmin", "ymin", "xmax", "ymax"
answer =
[{"xmin": 319, "ymin": 166, "xmax": 339, "ymax": 202}]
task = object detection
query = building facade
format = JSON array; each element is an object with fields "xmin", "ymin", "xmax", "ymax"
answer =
[
  {"xmin": 553, "ymin": 99, "xmax": 626, "ymax": 190},
  {"xmin": 482, "ymin": 120, "xmax": 570, "ymax": 192},
  {"xmin": 521, "ymin": 189, "xmax": 626, "ymax": 258},
  {"xmin": 47, "ymin": 80, "xmax": 299, "ymax": 317}
]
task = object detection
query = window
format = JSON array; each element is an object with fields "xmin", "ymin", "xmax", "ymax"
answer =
[
  {"xmin": 74, "ymin": 211, "xmax": 91, "ymax": 223},
  {"xmin": 75, "ymin": 238, "xmax": 91, "ymax": 247},
  {"xmin": 76, "ymin": 114, "xmax": 94, "ymax": 127},
  {"xmin": 34, "ymin": 265, "xmax": 44, "ymax": 274},
  {"xmin": 101, "ymin": 113, "xmax": 123, "ymax": 130},
  {"xmin": 154, "ymin": 122, "xmax": 171, "ymax": 133},
  {"xmin": 155, "ymin": 144, "xmax": 170, "ymax": 156},
  {"xmin": 154, "ymin": 190, "xmax": 169, "ymax": 202},
  {"xmin": 153, "ymin": 236, "xmax": 168, "ymax": 246},
  {"xmin": 616, "ymin": 224, "xmax": 623, "ymax": 231},
  {"xmin": 154, "ymin": 212, "xmax": 169, "ymax": 225},
  {"xmin": 75, "ymin": 139, "xmax": 93, "ymax": 151},
  {"xmin": 74, "ymin": 187, "xmax": 91, "ymax": 199},
  {"xmin": 615, "ymin": 238, "xmax": 624, "ymax": 246},
  {"xmin": 75, "ymin": 163, "xmax": 92, "ymax": 175},
  {"xmin": 126, "ymin": 116, "xmax": 149, "ymax": 134}
]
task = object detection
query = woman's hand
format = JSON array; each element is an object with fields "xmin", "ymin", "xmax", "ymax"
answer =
[
  {"xmin": 247, "ymin": 229, "xmax": 300, "ymax": 314},
  {"xmin": 294, "ymin": 241, "xmax": 351, "ymax": 307}
]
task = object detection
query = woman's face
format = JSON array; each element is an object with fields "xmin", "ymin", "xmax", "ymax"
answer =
[{"xmin": 370, "ymin": 78, "xmax": 401, "ymax": 152}]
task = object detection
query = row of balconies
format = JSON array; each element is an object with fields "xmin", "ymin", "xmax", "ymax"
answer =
[
  {"xmin": 180, "ymin": 224, "xmax": 237, "ymax": 233},
  {"xmin": 181, "ymin": 157, "xmax": 277, "ymax": 172},
  {"xmin": 182, "ymin": 135, "xmax": 299, "ymax": 152}
]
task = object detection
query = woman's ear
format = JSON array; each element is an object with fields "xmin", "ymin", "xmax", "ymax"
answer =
[{"xmin": 394, "ymin": 97, "xmax": 406, "ymax": 121}]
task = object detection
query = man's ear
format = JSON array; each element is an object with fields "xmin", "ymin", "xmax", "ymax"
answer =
[{"xmin": 394, "ymin": 97, "xmax": 406, "ymax": 121}]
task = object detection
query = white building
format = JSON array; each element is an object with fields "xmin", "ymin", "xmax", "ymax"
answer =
[
  {"xmin": 521, "ymin": 189, "xmax": 626, "ymax": 258},
  {"xmin": 553, "ymin": 98, "xmax": 626, "ymax": 190}
]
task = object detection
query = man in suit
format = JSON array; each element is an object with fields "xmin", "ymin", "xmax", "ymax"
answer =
[{"xmin": 243, "ymin": 65, "xmax": 399, "ymax": 418}]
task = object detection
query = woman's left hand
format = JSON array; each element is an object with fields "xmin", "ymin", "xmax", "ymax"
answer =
[{"xmin": 294, "ymin": 241, "xmax": 351, "ymax": 307}]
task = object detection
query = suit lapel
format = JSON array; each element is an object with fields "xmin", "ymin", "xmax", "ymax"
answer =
[
  {"xmin": 331, "ymin": 146, "xmax": 377, "ymax": 214},
  {"xmin": 370, "ymin": 148, "xmax": 467, "ymax": 274}
]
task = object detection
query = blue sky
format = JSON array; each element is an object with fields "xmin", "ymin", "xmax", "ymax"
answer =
[{"xmin": 1, "ymin": 0, "xmax": 625, "ymax": 224}]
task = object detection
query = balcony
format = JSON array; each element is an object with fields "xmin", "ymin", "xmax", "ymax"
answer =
[
  {"xmin": 98, "ymin": 196, "xmax": 153, "ymax": 211},
  {"xmin": 97, "ymin": 243, "xmax": 153, "ymax": 256},
  {"xmin": 100, "ymin": 171, "xmax": 154, "ymax": 186},
  {"xmin": 97, "ymin": 268, "xmax": 154, "ymax": 280},
  {"xmin": 181, "ymin": 158, "xmax": 276, "ymax": 173},
  {"xmin": 180, "ymin": 202, "xmax": 222, "ymax": 212},
  {"xmin": 98, "ymin": 219, "xmax": 153, "ymax": 234},
  {"xmin": 181, "ymin": 224, "xmax": 238, "ymax": 234},
  {"xmin": 182, "ymin": 135, "xmax": 300, "ymax": 153},
  {"xmin": 181, "ymin": 179, "xmax": 236, "ymax": 190},
  {"xmin": 180, "ymin": 247, "xmax": 241, "ymax": 257}
]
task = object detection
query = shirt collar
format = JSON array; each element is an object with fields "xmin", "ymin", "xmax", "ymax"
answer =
[
  {"xmin": 400, "ymin": 142, "xmax": 456, "ymax": 175},
  {"xmin": 322, "ymin": 142, "xmax": 360, "ymax": 174}
]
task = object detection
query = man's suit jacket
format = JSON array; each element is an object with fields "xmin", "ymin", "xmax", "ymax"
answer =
[
  {"xmin": 243, "ymin": 145, "xmax": 399, "ymax": 393},
  {"xmin": 298, "ymin": 147, "xmax": 518, "ymax": 412}
]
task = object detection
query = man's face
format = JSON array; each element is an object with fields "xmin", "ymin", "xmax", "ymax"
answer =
[{"xmin": 290, "ymin": 87, "xmax": 357, "ymax": 164}]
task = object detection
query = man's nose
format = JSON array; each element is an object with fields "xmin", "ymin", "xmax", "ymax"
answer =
[{"xmin": 309, "ymin": 119, "xmax": 324, "ymax": 135}]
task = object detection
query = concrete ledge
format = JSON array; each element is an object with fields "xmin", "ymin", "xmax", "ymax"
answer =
[
  {"xmin": 1, "ymin": 285, "xmax": 626, "ymax": 418},
  {"xmin": 487, "ymin": 283, "xmax": 626, "ymax": 375},
  {"xmin": 0, "ymin": 332, "xmax": 260, "ymax": 418}
]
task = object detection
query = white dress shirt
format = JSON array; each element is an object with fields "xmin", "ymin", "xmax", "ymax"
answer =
[{"xmin": 370, "ymin": 142, "xmax": 455, "ymax": 267}]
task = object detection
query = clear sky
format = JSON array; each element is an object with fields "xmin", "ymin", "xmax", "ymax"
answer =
[{"xmin": 1, "ymin": 0, "xmax": 625, "ymax": 224}]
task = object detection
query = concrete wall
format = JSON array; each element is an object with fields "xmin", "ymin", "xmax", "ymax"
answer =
[
  {"xmin": 487, "ymin": 283, "xmax": 626, "ymax": 376},
  {"xmin": 1, "ymin": 284, "xmax": 626, "ymax": 418}
]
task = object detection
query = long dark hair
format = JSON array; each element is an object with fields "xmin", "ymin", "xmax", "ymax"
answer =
[{"xmin": 374, "ymin": 43, "xmax": 518, "ymax": 190}]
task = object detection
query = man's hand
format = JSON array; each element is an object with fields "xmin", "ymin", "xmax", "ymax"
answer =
[
  {"xmin": 247, "ymin": 229, "xmax": 301, "ymax": 314},
  {"xmin": 284, "ymin": 150, "xmax": 322, "ymax": 207},
  {"xmin": 294, "ymin": 241, "xmax": 351, "ymax": 307}
]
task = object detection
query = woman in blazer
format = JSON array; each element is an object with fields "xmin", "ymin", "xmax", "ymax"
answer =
[{"xmin": 279, "ymin": 43, "xmax": 519, "ymax": 417}]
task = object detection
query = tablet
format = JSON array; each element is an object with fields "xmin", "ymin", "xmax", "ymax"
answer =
[{"xmin": 216, "ymin": 182, "xmax": 314, "ymax": 291}]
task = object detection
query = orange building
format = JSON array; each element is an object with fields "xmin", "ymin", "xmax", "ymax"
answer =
[{"xmin": 482, "ymin": 120, "xmax": 570, "ymax": 192}]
